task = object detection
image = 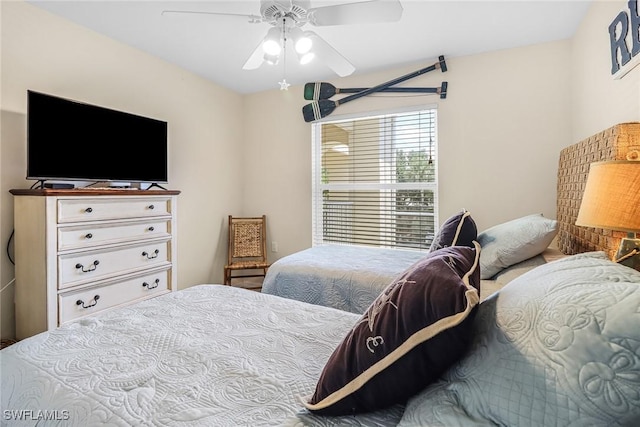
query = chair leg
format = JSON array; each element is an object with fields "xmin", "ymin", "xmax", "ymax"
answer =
[{"xmin": 224, "ymin": 268, "xmax": 230, "ymax": 286}]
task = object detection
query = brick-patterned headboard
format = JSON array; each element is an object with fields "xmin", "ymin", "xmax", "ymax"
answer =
[{"xmin": 557, "ymin": 123, "xmax": 640, "ymax": 259}]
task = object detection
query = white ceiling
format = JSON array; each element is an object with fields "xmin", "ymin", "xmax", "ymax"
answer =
[{"xmin": 27, "ymin": 0, "xmax": 592, "ymax": 94}]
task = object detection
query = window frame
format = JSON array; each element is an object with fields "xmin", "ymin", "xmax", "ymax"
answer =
[{"xmin": 311, "ymin": 105, "xmax": 439, "ymax": 250}]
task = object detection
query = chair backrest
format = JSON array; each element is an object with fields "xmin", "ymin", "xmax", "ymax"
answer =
[{"xmin": 228, "ymin": 215, "xmax": 267, "ymax": 264}]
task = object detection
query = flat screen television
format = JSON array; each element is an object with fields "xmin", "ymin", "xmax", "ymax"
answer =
[{"xmin": 27, "ymin": 90, "xmax": 168, "ymax": 186}]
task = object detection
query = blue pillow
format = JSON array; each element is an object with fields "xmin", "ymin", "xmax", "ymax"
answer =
[
  {"xmin": 477, "ymin": 213, "xmax": 557, "ymax": 279},
  {"xmin": 398, "ymin": 252, "xmax": 640, "ymax": 426}
]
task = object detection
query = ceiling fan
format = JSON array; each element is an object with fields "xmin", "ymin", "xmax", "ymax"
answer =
[{"xmin": 162, "ymin": 0, "xmax": 403, "ymax": 78}]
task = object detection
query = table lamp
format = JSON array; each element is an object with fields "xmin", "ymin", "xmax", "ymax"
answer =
[{"xmin": 576, "ymin": 160, "xmax": 640, "ymax": 271}]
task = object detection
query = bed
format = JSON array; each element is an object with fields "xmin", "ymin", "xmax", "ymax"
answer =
[
  {"xmin": 2, "ymin": 123, "xmax": 640, "ymax": 426},
  {"xmin": 3, "ymin": 255, "xmax": 640, "ymax": 426},
  {"xmin": 260, "ymin": 244, "xmax": 426, "ymax": 314},
  {"xmin": 262, "ymin": 210, "xmax": 556, "ymax": 313},
  {"xmin": 261, "ymin": 243, "xmax": 552, "ymax": 313},
  {"xmin": 1, "ymin": 285, "xmax": 403, "ymax": 426},
  {"xmin": 262, "ymin": 209, "xmax": 483, "ymax": 313}
]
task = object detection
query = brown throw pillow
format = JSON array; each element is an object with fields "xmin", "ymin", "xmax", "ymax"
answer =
[
  {"xmin": 430, "ymin": 209, "xmax": 477, "ymax": 251},
  {"xmin": 304, "ymin": 242, "xmax": 481, "ymax": 415}
]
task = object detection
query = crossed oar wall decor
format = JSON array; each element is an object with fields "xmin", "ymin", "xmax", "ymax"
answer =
[{"xmin": 302, "ymin": 55, "xmax": 448, "ymax": 123}]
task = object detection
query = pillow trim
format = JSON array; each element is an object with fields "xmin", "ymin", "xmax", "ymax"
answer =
[
  {"xmin": 450, "ymin": 210, "xmax": 472, "ymax": 246},
  {"xmin": 304, "ymin": 242, "xmax": 481, "ymax": 411}
]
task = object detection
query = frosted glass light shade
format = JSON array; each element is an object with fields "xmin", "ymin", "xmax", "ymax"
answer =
[
  {"xmin": 262, "ymin": 27, "xmax": 282, "ymax": 56},
  {"xmin": 263, "ymin": 52, "xmax": 279, "ymax": 66},
  {"xmin": 299, "ymin": 52, "xmax": 315, "ymax": 65},
  {"xmin": 295, "ymin": 36, "xmax": 312, "ymax": 54},
  {"xmin": 263, "ymin": 39, "xmax": 281, "ymax": 56}
]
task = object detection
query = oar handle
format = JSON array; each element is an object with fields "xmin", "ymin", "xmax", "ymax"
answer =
[{"xmin": 336, "ymin": 55, "xmax": 446, "ymax": 106}]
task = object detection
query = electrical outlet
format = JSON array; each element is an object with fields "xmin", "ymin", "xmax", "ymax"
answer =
[{"xmin": 271, "ymin": 241, "xmax": 278, "ymax": 252}]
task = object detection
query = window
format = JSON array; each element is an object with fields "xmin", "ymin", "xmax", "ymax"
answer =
[{"xmin": 312, "ymin": 107, "xmax": 438, "ymax": 250}]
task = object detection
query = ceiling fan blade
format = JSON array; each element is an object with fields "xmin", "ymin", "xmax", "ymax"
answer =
[
  {"xmin": 242, "ymin": 39, "xmax": 266, "ymax": 70},
  {"xmin": 307, "ymin": 32, "xmax": 355, "ymax": 77},
  {"xmin": 308, "ymin": 0, "xmax": 403, "ymax": 26},
  {"xmin": 161, "ymin": 10, "xmax": 264, "ymax": 24}
]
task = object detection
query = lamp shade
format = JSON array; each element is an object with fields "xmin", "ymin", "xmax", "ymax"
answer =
[{"xmin": 576, "ymin": 161, "xmax": 640, "ymax": 233}]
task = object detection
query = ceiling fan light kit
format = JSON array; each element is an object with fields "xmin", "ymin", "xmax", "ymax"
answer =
[{"xmin": 163, "ymin": 0, "xmax": 404, "ymax": 85}]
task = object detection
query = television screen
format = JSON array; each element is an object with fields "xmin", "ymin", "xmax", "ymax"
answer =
[{"xmin": 27, "ymin": 90, "xmax": 168, "ymax": 184}]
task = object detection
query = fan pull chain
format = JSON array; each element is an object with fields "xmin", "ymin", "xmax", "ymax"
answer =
[{"xmin": 279, "ymin": 18, "xmax": 291, "ymax": 90}]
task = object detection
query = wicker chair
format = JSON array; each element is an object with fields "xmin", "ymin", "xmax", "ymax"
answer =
[{"xmin": 224, "ymin": 215, "xmax": 270, "ymax": 289}]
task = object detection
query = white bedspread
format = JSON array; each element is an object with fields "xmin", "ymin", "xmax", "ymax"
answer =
[
  {"xmin": 1, "ymin": 285, "xmax": 404, "ymax": 426},
  {"xmin": 262, "ymin": 245, "xmax": 426, "ymax": 313}
]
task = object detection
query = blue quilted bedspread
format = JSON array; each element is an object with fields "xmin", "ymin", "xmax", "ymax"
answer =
[{"xmin": 261, "ymin": 245, "xmax": 426, "ymax": 313}]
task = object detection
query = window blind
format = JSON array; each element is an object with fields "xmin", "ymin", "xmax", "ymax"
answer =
[{"xmin": 312, "ymin": 108, "xmax": 438, "ymax": 250}]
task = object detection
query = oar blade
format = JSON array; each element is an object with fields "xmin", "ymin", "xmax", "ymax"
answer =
[
  {"xmin": 303, "ymin": 83, "xmax": 316, "ymax": 100},
  {"xmin": 302, "ymin": 100, "xmax": 336, "ymax": 122},
  {"xmin": 304, "ymin": 82, "xmax": 339, "ymax": 100}
]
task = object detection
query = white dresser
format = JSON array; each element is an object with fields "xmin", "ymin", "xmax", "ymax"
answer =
[{"xmin": 10, "ymin": 188, "xmax": 180, "ymax": 340}]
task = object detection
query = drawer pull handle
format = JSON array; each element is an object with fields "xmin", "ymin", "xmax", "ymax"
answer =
[
  {"xmin": 85, "ymin": 233, "xmax": 93, "ymax": 239},
  {"xmin": 142, "ymin": 279, "xmax": 160, "ymax": 290},
  {"xmin": 75, "ymin": 260, "xmax": 99, "ymax": 273},
  {"xmin": 142, "ymin": 249, "xmax": 160, "ymax": 259},
  {"xmin": 148, "ymin": 226, "xmax": 155, "ymax": 232},
  {"xmin": 148, "ymin": 204, "xmax": 155, "ymax": 210},
  {"xmin": 85, "ymin": 207, "xmax": 93, "ymax": 213},
  {"xmin": 76, "ymin": 295, "xmax": 100, "ymax": 309}
]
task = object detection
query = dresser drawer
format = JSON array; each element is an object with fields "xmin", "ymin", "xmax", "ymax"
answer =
[
  {"xmin": 58, "ymin": 240, "xmax": 170, "ymax": 289},
  {"xmin": 58, "ymin": 268, "xmax": 171, "ymax": 323},
  {"xmin": 58, "ymin": 219, "xmax": 170, "ymax": 251},
  {"xmin": 57, "ymin": 197, "xmax": 171, "ymax": 223}
]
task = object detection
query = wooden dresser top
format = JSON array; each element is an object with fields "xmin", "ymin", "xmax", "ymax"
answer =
[{"xmin": 10, "ymin": 188, "xmax": 181, "ymax": 196}]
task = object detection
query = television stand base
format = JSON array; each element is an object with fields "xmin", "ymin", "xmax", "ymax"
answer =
[{"xmin": 147, "ymin": 183, "xmax": 167, "ymax": 190}]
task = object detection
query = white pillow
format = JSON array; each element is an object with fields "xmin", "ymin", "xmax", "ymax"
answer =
[{"xmin": 477, "ymin": 213, "xmax": 557, "ymax": 279}]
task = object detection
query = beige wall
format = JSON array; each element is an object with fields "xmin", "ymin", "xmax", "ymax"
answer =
[
  {"xmin": 0, "ymin": 1, "xmax": 245, "ymax": 339},
  {"xmin": 571, "ymin": 0, "xmax": 640, "ymax": 142},
  {"xmin": 243, "ymin": 41, "xmax": 572, "ymax": 260}
]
